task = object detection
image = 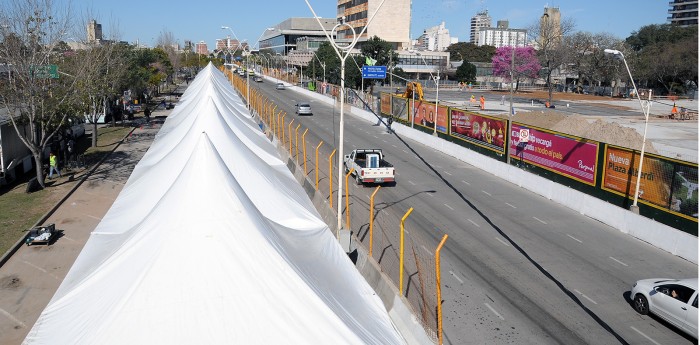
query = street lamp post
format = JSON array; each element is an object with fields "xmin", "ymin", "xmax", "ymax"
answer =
[
  {"xmin": 310, "ymin": 50, "xmax": 326, "ymax": 84},
  {"xmin": 604, "ymin": 48, "xmax": 652, "ymax": 214},
  {"xmin": 305, "ymin": 0, "xmax": 387, "ymax": 235},
  {"xmin": 506, "ymin": 46, "xmax": 515, "ymax": 165},
  {"xmin": 415, "ymin": 52, "xmax": 440, "ymax": 136}
]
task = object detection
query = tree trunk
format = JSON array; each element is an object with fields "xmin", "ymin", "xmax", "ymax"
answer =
[{"xmin": 33, "ymin": 152, "xmax": 45, "ymax": 189}]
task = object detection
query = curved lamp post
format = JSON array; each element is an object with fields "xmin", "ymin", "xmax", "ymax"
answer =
[
  {"xmin": 305, "ymin": 0, "xmax": 387, "ymax": 235},
  {"xmin": 604, "ymin": 48, "xmax": 652, "ymax": 214}
]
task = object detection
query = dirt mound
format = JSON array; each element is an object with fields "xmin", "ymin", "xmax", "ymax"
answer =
[{"xmin": 496, "ymin": 111, "xmax": 655, "ymax": 153}]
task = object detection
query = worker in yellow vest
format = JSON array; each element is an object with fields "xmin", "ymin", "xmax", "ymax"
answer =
[{"xmin": 49, "ymin": 152, "xmax": 61, "ymax": 179}]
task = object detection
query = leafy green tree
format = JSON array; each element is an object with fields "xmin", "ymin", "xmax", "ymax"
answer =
[
  {"xmin": 360, "ymin": 36, "xmax": 398, "ymax": 67},
  {"xmin": 445, "ymin": 42, "xmax": 496, "ymax": 62},
  {"xmin": 625, "ymin": 24, "xmax": 698, "ymax": 94},
  {"xmin": 455, "ymin": 62, "xmax": 476, "ymax": 83}
]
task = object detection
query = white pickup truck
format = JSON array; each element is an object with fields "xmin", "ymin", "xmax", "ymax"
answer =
[{"xmin": 343, "ymin": 149, "xmax": 395, "ymax": 185}]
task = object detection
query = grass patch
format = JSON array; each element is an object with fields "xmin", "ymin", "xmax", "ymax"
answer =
[{"xmin": 0, "ymin": 126, "xmax": 132, "ymax": 256}]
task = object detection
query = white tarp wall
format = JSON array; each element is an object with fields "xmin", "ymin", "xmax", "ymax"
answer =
[{"xmin": 24, "ymin": 64, "xmax": 406, "ymax": 345}]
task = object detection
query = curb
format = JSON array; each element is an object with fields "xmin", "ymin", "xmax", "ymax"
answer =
[{"xmin": 0, "ymin": 127, "xmax": 137, "ymax": 268}]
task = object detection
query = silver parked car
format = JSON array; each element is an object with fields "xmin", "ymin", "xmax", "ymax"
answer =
[
  {"xmin": 631, "ymin": 278, "xmax": 698, "ymax": 339},
  {"xmin": 295, "ymin": 103, "xmax": 312, "ymax": 115}
]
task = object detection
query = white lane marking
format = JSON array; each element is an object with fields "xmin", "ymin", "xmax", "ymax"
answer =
[
  {"xmin": 382, "ymin": 140, "xmax": 387, "ymax": 143},
  {"xmin": 630, "ymin": 327, "xmax": 662, "ymax": 345},
  {"xmin": 403, "ymin": 150, "xmax": 409, "ymax": 154},
  {"xmin": 449, "ymin": 271, "xmax": 464, "ymax": 284},
  {"xmin": 444, "ymin": 204, "xmax": 454, "ymax": 210},
  {"xmin": 567, "ymin": 234, "xmax": 583, "ymax": 243},
  {"xmin": 505, "ymin": 202, "xmax": 516, "ymax": 209},
  {"xmin": 484, "ymin": 303, "xmax": 505, "ymax": 320},
  {"xmin": 61, "ymin": 235, "xmax": 77, "ymax": 242},
  {"xmin": 573, "ymin": 289, "xmax": 598, "ymax": 305},
  {"xmin": 427, "ymin": 193, "xmax": 434, "ymax": 198},
  {"xmin": 444, "ymin": 171, "xmax": 452, "ymax": 176},
  {"xmin": 20, "ymin": 260, "xmax": 59, "ymax": 280},
  {"xmin": 482, "ymin": 190, "xmax": 492, "ymax": 196},
  {"xmin": 467, "ymin": 219, "xmax": 480, "ymax": 228},
  {"xmin": 421, "ymin": 245, "xmax": 431, "ymax": 255},
  {"xmin": 392, "ymin": 144, "xmax": 397, "ymax": 148},
  {"xmin": 85, "ymin": 214, "xmax": 102, "ymax": 221},
  {"xmin": 408, "ymin": 180, "xmax": 416, "ymax": 186},
  {"xmin": 365, "ymin": 195, "xmax": 370, "ymax": 200},
  {"xmin": 495, "ymin": 237, "xmax": 510, "ymax": 247},
  {"xmin": 434, "ymin": 165, "xmax": 442, "ymax": 169},
  {"xmin": 533, "ymin": 217, "xmax": 547, "ymax": 224},
  {"xmin": 609, "ymin": 257, "xmax": 629, "ymax": 267},
  {"xmin": 462, "ymin": 180, "xmax": 471, "ymax": 186},
  {"xmin": 0, "ymin": 307, "xmax": 27, "ymax": 328},
  {"xmin": 373, "ymin": 136, "xmax": 378, "ymax": 139}
]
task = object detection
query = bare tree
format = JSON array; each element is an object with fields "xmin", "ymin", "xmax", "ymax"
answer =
[
  {"xmin": 529, "ymin": 16, "xmax": 576, "ymax": 103},
  {"xmin": 157, "ymin": 29, "xmax": 179, "ymax": 84},
  {"xmin": 564, "ymin": 32, "xmax": 623, "ymax": 92},
  {"xmin": 0, "ymin": 0, "xmax": 79, "ymax": 188}
]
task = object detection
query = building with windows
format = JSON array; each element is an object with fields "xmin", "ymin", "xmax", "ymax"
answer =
[
  {"xmin": 394, "ymin": 51, "xmax": 450, "ymax": 81},
  {"xmin": 668, "ymin": 0, "xmax": 698, "ymax": 26},
  {"xmin": 469, "ymin": 10, "xmax": 492, "ymax": 44},
  {"xmin": 87, "ymin": 19, "xmax": 102, "ymax": 42},
  {"xmin": 540, "ymin": 7, "xmax": 561, "ymax": 46},
  {"xmin": 416, "ymin": 22, "xmax": 457, "ymax": 51},
  {"xmin": 478, "ymin": 20, "xmax": 527, "ymax": 48},
  {"xmin": 336, "ymin": 0, "xmax": 411, "ymax": 49},
  {"xmin": 216, "ymin": 37, "xmax": 242, "ymax": 52},
  {"xmin": 195, "ymin": 41, "xmax": 208, "ymax": 55},
  {"xmin": 259, "ymin": 18, "xmax": 336, "ymax": 55}
]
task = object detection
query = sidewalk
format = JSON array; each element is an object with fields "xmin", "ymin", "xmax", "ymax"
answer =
[{"xmin": 0, "ymin": 119, "xmax": 163, "ymax": 344}]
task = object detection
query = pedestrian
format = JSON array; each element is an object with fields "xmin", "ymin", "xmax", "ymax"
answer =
[
  {"xmin": 470, "ymin": 95, "xmax": 476, "ymax": 107},
  {"xmin": 387, "ymin": 116, "xmax": 393, "ymax": 133},
  {"xmin": 144, "ymin": 107, "xmax": 151, "ymax": 123},
  {"xmin": 479, "ymin": 95, "xmax": 485, "ymax": 110},
  {"xmin": 49, "ymin": 152, "xmax": 61, "ymax": 179},
  {"xmin": 501, "ymin": 95, "xmax": 505, "ymax": 105},
  {"xmin": 671, "ymin": 103, "xmax": 678, "ymax": 119}
]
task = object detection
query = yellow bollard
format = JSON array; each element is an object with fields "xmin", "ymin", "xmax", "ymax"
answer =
[
  {"xmin": 368, "ymin": 186, "xmax": 381, "ymax": 258},
  {"xmin": 315, "ymin": 141, "xmax": 323, "ymax": 190},
  {"xmin": 435, "ymin": 234, "xmax": 449, "ymax": 345},
  {"xmin": 329, "ymin": 149, "xmax": 336, "ymax": 209},
  {"xmin": 345, "ymin": 168, "xmax": 355, "ymax": 229},
  {"xmin": 295, "ymin": 124, "xmax": 301, "ymax": 164},
  {"xmin": 302, "ymin": 129, "xmax": 309, "ymax": 175},
  {"xmin": 288, "ymin": 120, "xmax": 294, "ymax": 150},
  {"xmin": 281, "ymin": 113, "xmax": 287, "ymax": 145},
  {"xmin": 399, "ymin": 207, "xmax": 414, "ymax": 295}
]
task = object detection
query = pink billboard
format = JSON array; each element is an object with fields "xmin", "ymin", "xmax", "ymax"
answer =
[{"xmin": 510, "ymin": 124, "xmax": 599, "ymax": 185}]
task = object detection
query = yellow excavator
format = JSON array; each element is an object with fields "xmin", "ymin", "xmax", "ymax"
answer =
[{"xmin": 397, "ymin": 81, "xmax": 424, "ymax": 101}]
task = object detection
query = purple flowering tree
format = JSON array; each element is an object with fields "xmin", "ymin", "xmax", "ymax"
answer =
[{"xmin": 491, "ymin": 46, "xmax": 541, "ymax": 91}]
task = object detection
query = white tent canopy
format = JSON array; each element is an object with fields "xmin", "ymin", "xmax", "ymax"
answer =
[{"xmin": 25, "ymin": 63, "xmax": 406, "ymax": 344}]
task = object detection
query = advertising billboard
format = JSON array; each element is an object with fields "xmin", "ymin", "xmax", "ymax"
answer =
[
  {"xmin": 412, "ymin": 101, "xmax": 448, "ymax": 133},
  {"xmin": 391, "ymin": 96, "xmax": 409, "ymax": 121},
  {"xmin": 380, "ymin": 93, "xmax": 392, "ymax": 116},
  {"xmin": 510, "ymin": 123, "xmax": 599, "ymax": 185},
  {"xmin": 450, "ymin": 109, "xmax": 506, "ymax": 153},
  {"xmin": 602, "ymin": 145, "xmax": 698, "ymax": 219}
]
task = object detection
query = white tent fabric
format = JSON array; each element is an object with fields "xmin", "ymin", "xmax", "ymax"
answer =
[{"xmin": 24, "ymin": 63, "xmax": 406, "ymax": 345}]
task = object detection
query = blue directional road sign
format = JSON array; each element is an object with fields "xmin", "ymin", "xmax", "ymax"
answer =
[{"xmin": 362, "ymin": 66, "xmax": 387, "ymax": 79}]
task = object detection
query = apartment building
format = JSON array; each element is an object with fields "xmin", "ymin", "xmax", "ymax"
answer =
[{"xmin": 336, "ymin": 0, "xmax": 411, "ymax": 49}]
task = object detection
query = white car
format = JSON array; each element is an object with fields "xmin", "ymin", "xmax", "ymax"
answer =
[
  {"xmin": 295, "ymin": 103, "xmax": 312, "ymax": 115},
  {"xmin": 631, "ymin": 278, "xmax": 698, "ymax": 339}
]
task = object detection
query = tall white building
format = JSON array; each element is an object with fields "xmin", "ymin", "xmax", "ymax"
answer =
[
  {"xmin": 469, "ymin": 10, "xmax": 492, "ymax": 44},
  {"xmin": 417, "ymin": 22, "xmax": 455, "ymax": 51},
  {"xmin": 337, "ymin": 0, "xmax": 411, "ymax": 49},
  {"xmin": 477, "ymin": 20, "xmax": 527, "ymax": 48}
]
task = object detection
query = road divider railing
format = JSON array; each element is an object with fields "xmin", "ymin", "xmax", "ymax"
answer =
[{"xmin": 227, "ymin": 69, "xmax": 447, "ymax": 343}]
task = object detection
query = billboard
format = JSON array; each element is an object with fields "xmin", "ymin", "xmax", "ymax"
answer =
[
  {"xmin": 412, "ymin": 101, "xmax": 448, "ymax": 133},
  {"xmin": 380, "ymin": 93, "xmax": 392, "ymax": 116},
  {"xmin": 602, "ymin": 146, "xmax": 698, "ymax": 219},
  {"xmin": 510, "ymin": 124, "xmax": 599, "ymax": 185},
  {"xmin": 450, "ymin": 109, "xmax": 506, "ymax": 153},
  {"xmin": 391, "ymin": 96, "xmax": 409, "ymax": 121}
]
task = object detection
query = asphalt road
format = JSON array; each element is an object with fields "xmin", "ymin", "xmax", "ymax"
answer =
[{"xmin": 253, "ymin": 77, "xmax": 697, "ymax": 345}]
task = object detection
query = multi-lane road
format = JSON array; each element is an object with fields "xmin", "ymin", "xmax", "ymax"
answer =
[{"xmin": 252, "ymin": 76, "xmax": 697, "ymax": 345}]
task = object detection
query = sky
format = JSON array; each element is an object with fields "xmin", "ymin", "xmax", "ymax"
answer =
[{"xmin": 63, "ymin": 0, "xmax": 671, "ymax": 49}]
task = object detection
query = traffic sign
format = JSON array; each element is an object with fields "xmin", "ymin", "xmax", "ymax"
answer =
[
  {"xmin": 362, "ymin": 66, "xmax": 387, "ymax": 79},
  {"xmin": 519, "ymin": 129, "xmax": 530, "ymax": 143},
  {"xmin": 30, "ymin": 65, "xmax": 59, "ymax": 79}
]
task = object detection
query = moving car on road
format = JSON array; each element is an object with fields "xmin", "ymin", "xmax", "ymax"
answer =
[
  {"xmin": 276, "ymin": 83, "xmax": 285, "ymax": 90},
  {"xmin": 343, "ymin": 149, "xmax": 395, "ymax": 185},
  {"xmin": 295, "ymin": 103, "xmax": 312, "ymax": 115},
  {"xmin": 254, "ymin": 76, "xmax": 263, "ymax": 82},
  {"xmin": 630, "ymin": 278, "xmax": 698, "ymax": 339}
]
